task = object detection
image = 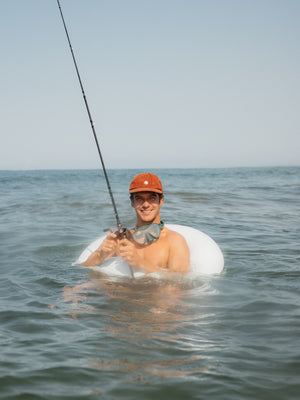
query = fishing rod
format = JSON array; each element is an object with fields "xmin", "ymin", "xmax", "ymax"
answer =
[
  {"xmin": 57, "ymin": 1, "xmax": 134, "ymax": 278},
  {"xmin": 56, "ymin": 0, "xmax": 122, "ymax": 231}
]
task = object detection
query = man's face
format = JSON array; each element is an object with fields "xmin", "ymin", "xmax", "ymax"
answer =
[{"xmin": 131, "ymin": 191, "xmax": 163, "ymax": 225}]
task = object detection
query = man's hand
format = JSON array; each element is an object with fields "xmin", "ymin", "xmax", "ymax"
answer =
[
  {"xmin": 81, "ymin": 231, "xmax": 118, "ymax": 266},
  {"xmin": 100, "ymin": 231, "xmax": 118, "ymax": 258},
  {"xmin": 119, "ymin": 238, "xmax": 142, "ymax": 267}
]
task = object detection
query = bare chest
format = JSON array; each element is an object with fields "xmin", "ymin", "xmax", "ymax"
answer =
[{"xmin": 137, "ymin": 240, "xmax": 169, "ymax": 269}]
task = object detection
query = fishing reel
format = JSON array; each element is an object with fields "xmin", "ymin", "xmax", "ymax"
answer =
[
  {"xmin": 116, "ymin": 227, "xmax": 130, "ymax": 239},
  {"xmin": 103, "ymin": 226, "xmax": 131, "ymax": 240}
]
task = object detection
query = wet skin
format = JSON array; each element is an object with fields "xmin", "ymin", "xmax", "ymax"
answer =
[{"xmin": 81, "ymin": 192, "xmax": 190, "ymax": 274}]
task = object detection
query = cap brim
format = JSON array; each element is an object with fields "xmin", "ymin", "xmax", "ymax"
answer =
[{"xmin": 129, "ymin": 188, "xmax": 163, "ymax": 194}]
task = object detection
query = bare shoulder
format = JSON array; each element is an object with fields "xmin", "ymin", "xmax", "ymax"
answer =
[{"xmin": 164, "ymin": 227, "xmax": 188, "ymax": 246}]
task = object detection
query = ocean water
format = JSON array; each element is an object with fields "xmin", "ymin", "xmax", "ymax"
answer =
[{"xmin": 0, "ymin": 167, "xmax": 299, "ymax": 400}]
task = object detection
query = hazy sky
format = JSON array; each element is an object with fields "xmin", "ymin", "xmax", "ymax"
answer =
[{"xmin": 1, "ymin": 0, "xmax": 299, "ymax": 170}]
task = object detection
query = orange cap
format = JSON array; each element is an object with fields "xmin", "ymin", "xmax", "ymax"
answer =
[{"xmin": 129, "ymin": 173, "xmax": 163, "ymax": 194}]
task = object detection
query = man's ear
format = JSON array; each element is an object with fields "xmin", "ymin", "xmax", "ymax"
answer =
[
  {"xmin": 159, "ymin": 196, "xmax": 164, "ymax": 207},
  {"xmin": 130, "ymin": 194, "xmax": 134, "ymax": 208}
]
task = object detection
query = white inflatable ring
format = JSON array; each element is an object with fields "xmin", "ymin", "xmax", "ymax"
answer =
[{"xmin": 76, "ymin": 224, "xmax": 224, "ymax": 277}]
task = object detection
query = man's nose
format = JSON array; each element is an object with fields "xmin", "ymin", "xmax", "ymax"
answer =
[{"xmin": 141, "ymin": 199, "xmax": 151, "ymax": 207}]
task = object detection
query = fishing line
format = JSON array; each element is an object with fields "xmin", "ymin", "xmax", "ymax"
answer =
[
  {"xmin": 56, "ymin": 0, "xmax": 122, "ymax": 230},
  {"xmin": 56, "ymin": 1, "xmax": 134, "ymax": 278}
]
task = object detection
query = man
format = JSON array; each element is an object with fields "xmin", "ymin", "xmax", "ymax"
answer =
[{"xmin": 82, "ymin": 173, "xmax": 190, "ymax": 273}]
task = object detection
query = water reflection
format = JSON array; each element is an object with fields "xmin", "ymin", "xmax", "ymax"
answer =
[
  {"xmin": 90, "ymin": 355, "xmax": 205, "ymax": 381},
  {"xmin": 62, "ymin": 271, "xmax": 208, "ymax": 379}
]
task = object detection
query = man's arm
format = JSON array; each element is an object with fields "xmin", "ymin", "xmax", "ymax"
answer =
[
  {"xmin": 167, "ymin": 232, "xmax": 190, "ymax": 273},
  {"xmin": 81, "ymin": 232, "xmax": 118, "ymax": 267}
]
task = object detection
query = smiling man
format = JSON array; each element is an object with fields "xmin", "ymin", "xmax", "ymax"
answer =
[{"xmin": 81, "ymin": 173, "xmax": 190, "ymax": 274}]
